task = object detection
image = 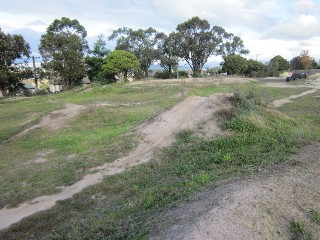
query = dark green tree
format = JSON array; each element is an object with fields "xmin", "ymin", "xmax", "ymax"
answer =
[
  {"xmin": 0, "ymin": 28, "xmax": 30, "ymax": 94},
  {"xmin": 85, "ymin": 35, "xmax": 111, "ymax": 83},
  {"xmin": 245, "ymin": 59, "xmax": 264, "ymax": 77},
  {"xmin": 269, "ymin": 55, "xmax": 290, "ymax": 76},
  {"xmin": 157, "ymin": 32, "xmax": 179, "ymax": 78},
  {"xmin": 39, "ymin": 17, "xmax": 88, "ymax": 90},
  {"xmin": 221, "ymin": 54, "xmax": 248, "ymax": 75},
  {"xmin": 103, "ymin": 50, "xmax": 140, "ymax": 82},
  {"xmin": 109, "ymin": 27, "xmax": 160, "ymax": 78},
  {"xmin": 173, "ymin": 16, "xmax": 248, "ymax": 76}
]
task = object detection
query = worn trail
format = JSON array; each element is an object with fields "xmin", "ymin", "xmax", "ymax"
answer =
[{"xmin": 0, "ymin": 94, "xmax": 229, "ymax": 231}]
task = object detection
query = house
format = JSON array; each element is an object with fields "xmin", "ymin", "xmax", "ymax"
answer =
[
  {"xmin": 23, "ymin": 84, "xmax": 36, "ymax": 94},
  {"xmin": 81, "ymin": 76, "xmax": 91, "ymax": 86},
  {"xmin": 0, "ymin": 90, "xmax": 3, "ymax": 98},
  {"xmin": 49, "ymin": 76, "xmax": 63, "ymax": 93}
]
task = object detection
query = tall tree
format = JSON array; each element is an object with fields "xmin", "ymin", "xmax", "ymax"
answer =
[
  {"xmin": 173, "ymin": 16, "xmax": 248, "ymax": 76},
  {"xmin": 157, "ymin": 32, "xmax": 179, "ymax": 78},
  {"xmin": 103, "ymin": 50, "xmax": 140, "ymax": 82},
  {"xmin": 290, "ymin": 50, "xmax": 315, "ymax": 70},
  {"xmin": 39, "ymin": 17, "xmax": 88, "ymax": 90},
  {"xmin": 221, "ymin": 54, "xmax": 248, "ymax": 75},
  {"xmin": 270, "ymin": 55, "xmax": 290, "ymax": 72},
  {"xmin": 85, "ymin": 35, "xmax": 111, "ymax": 82},
  {"xmin": 109, "ymin": 27, "xmax": 160, "ymax": 78},
  {"xmin": 0, "ymin": 28, "xmax": 30, "ymax": 94},
  {"xmin": 245, "ymin": 59, "xmax": 264, "ymax": 77}
]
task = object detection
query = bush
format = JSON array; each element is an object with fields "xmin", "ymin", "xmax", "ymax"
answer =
[{"xmin": 230, "ymin": 85, "xmax": 273, "ymax": 110}]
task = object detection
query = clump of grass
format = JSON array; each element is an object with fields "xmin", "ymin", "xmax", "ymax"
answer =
[
  {"xmin": 230, "ymin": 85, "xmax": 274, "ymax": 110},
  {"xmin": 290, "ymin": 219, "xmax": 305, "ymax": 235},
  {"xmin": 310, "ymin": 209, "xmax": 320, "ymax": 225}
]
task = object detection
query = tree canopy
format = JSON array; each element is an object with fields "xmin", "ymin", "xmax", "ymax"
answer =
[
  {"xmin": 290, "ymin": 50, "xmax": 316, "ymax": 70},
  {"xmin": 221, "ymin": 54, "xmax": 248, "ymax": 75},
  {"xmin": 39, "ymin": 17, "xmax": 88, "ymax": 89},
  {"xmin": 0, "ymin": 28, "xmax": 30, "ymax": 94},
  {"xmin": 103, "ymin": 50, "xmax": 140, "ymax": 82},
  {"xmin": 157, "ymin": 32, "xmax": 179, "ymax": 78},
  {"xmin": 109, "ymin": 27, "xmax": 160, "ymax": 78},
  {"xmin": 173, "ymin": 16, "xmax": 248, "ymax": 76},
  {"xmin": 85, "ymin": 35, "xmax": 111, "ymax": 83}
]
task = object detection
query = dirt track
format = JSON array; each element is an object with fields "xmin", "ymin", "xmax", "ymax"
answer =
[
  {"xmin": 0, "ymin": 94, "xmax": 230, "ymax": 230},
  {"xmin": 1, "ymin": 77, "xmax": 320, "ymax": 236}
]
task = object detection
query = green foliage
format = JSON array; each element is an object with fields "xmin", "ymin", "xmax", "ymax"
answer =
[
  {"xmin": 222, "ymin": 54, "xmax": 248, "ymax": 75},
  {"xmin": 109, "ymin": 27, "xmax": 160, "ymax": 78},
  {"xmin": 0, "ymin": 28, "xmax": 30, "ymax": 94},
  {"xmin": 290, "ymin": 220, "xmax": 305, "ymax": 234},
  {"xmin": 245, "ymin": 59, "xmax": 265, "ymax": 77},
  {"xmin": 157, "ymin": 32, "xmax": 179, "ymax": 77},
  {"xmin": 103, "ymin": 50, "xmax": 140, "ymax": 81},
  {"xmin": 230, "ymin": 85, "xmax": 274, "ymax": 110},
  {"xmin": 173, "ymin": 16, "xmax": 248, "ymax": 75},
  {"xmin": 39, "ymin": 17, "xmax": 88, "ymax": 89},
  {"xmin": 290, "ymin": 50, "xmax": 316, "ymax": 70},
  {"xmin": 267, "ymin": 55, "xmax": 290, "ymax": 77},
  {"xmin": 310, "ymin": 209, "xmax": 320, "ymax": 225},
  {"xmin": 85, "ymin": 35, "xmax": 111, "ymax": 82}
]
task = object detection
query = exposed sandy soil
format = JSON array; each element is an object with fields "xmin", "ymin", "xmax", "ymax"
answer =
[
  {"xmin": 1, "ymin": 76, "xmax": 319, "ymax": 236},
  {"xmin": 150, "ymin": 143, "xmax": 320, "ymax": 240},
  {"xmin": 10, "ymin": 103, "xmax": 85, "ymax": 142},
  {"xmin": 0, "ymin": 93, "xmax": 230, "ymax": 231}
]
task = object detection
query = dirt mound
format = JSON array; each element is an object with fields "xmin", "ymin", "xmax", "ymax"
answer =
[
  {"xmin": 0, "ymin": 94, "xmax": 231, "ymax": 230},
  {"xmin": 150, "ymin": 143, "xmax": 320, "ymax": 240}
]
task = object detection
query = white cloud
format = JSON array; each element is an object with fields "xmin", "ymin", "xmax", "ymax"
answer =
[
  {"xmin": 293, "ymin": 0, "xmax": 318, "ymax": 13},
  {"xmin": 262, "ymin": 14, "xmax": 320, "ymax": 40}
]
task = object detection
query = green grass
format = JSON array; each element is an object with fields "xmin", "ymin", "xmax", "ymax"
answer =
[
  {"xmin": 310, "ymin": 209, "xmax": 320, "ymax": 226},
  {"xmin": 1, "ymin": 84, "xmax": 317, "ymax": 239}
]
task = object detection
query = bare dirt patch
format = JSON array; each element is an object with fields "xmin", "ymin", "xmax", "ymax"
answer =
[
  {"xmin": 0, "ymin": 93, "xmax": 231, "ymax": 230},
  {"xmin": 150, "ymin": 143, "xmax": 320, "ymax": 240},
  {"xmin": 12, "ymin": 104, "xmax": 85, "ymax": 140}
]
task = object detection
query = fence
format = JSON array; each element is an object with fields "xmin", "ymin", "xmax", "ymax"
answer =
[{"xmin": 292, "ymin": 69, "xmax": 320, "ymax": 75}]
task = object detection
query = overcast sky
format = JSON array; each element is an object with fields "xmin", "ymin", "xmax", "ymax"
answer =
[{"xmin": 1, "ymin": 0, "xmax": 320, "ymax": 67}]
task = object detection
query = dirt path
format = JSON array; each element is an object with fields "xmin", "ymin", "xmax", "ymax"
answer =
[
  {"xmin": 0, "ymin": 94, "xmax": 230, "ymax": 231},
  {"xmin": 271, "ymin": 77, "xmax": 320, "ymax": 107},
  {"xmin": 150, "ymin": 143, "xmax": 320, "ymax": 239},
  {"xmin": 9, "ymin": 103, "xmax": 85, "ymax": 142}
]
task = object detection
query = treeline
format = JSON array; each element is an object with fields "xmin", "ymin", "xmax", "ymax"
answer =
[
  {"xmin": 0, "ymin": 16, "xmax": 248, "ymax": 93},
  {"xmin": 1, "ymin": 16, "xmax": 320, "ymax": 94},
  {"xmin": 220, "ymin": 50, "xmax": 320, "ymax": 77}
]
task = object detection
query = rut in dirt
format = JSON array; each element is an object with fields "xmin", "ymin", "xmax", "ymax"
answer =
[{"xmin": 0, "ymin": 93, "xmax": 230, "ymax": 231}]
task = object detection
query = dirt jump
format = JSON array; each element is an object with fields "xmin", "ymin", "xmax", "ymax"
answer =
[
  {"xmin": 0, "ymin": 93, "xmax": 230, "ymax": 230},
  {"xmin": 1, "ymin": 77, "xmax": 320, "ymax": 238}
]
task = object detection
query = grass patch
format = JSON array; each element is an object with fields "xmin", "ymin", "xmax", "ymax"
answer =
[
  {"xmin": 310, "ymin": 209, "xmax": 320, "ymax": 226},
  {"xmin": 0, "ymin": 85, "xmax": 314, "ymax": 239}
]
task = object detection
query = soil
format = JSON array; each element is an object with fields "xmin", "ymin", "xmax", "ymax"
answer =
[
  {"xmin": 150, "ymin": 143, "xmax": 320, "ymax": 240},
  {"xmin": 0, "ymin": 93, "xmax": 231, "ymax": 230},
  {"xmin": 1, "ymin": 76, "xmax": 320, "ymax": 237}
]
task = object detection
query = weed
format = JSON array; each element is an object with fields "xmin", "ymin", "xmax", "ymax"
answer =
[
  {"xmin": 310, "ymin": 209, "xmax": 320, "ymax": 225},
  {"xmin": 290, "ymin": 219, "xmax": 305, "ymax": 235}
]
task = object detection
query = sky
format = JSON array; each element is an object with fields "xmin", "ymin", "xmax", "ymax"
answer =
[{"xmin": 1, "ymin": 0, "xmax": 320, "ymax": 67}]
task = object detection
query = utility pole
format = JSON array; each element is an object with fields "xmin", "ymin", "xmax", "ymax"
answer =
[{"xmin": 32, "ymin": 56, "xmax": 39, "ymax": 93}]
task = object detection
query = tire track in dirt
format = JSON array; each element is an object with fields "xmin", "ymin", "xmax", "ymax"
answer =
[{"xmin": 0, "ymin": 94, "xmax": 230, "ymax": 231}]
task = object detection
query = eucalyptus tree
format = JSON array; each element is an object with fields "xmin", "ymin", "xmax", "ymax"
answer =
[
  {"xmin": 109, "ymin": 27, "xmax": 161, "ymax": 78},
  {"xmin": 173, "ymin": 16, "xmax": 248, "ymax": 76},
  {"xmin": 157, "ymin": 32, "xmax": 179, "ymax": 78},
  {"xmin": 39, "ymin": 17, "xmax": 88, "ymax": 89},
  {"xmin": 0, "ymin": 28, "xmax": 30, "ymax": 94},
  {"xmin": 85, "ymin": 34, "xmax": 111, "ymax": 82}
]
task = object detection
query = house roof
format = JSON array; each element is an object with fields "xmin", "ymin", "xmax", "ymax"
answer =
[{"xmin": 81, "ymin": 76, "xmax": 91, "ymax": 84}]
